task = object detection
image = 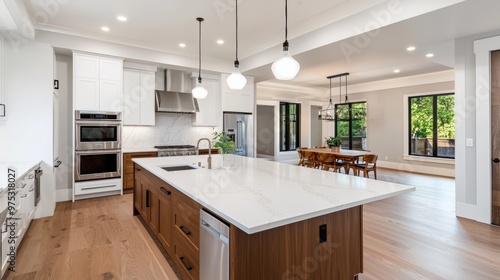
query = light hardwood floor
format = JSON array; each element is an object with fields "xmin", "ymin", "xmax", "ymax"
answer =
[{"xmin": 5, "ymin": 168, "xmax": 500, "ymax": 279}]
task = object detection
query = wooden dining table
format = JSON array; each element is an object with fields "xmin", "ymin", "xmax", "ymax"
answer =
[{"xmin": 308, "ymin": 148, "xmax": 371, "ymax": 175}]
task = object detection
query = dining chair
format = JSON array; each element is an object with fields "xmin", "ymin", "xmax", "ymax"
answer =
[
  {"xmin": 296, "ymin": 148, "xmax": 304, "ymax": 166},
  {"xmin": 315, "ymin": 152, "xmax": 335, "ymax": 171},
  {"xmin": 302, "ymin": 150, "xmax": 319, "ymax": 168},
  {"xmin": 353, "ymin": 154, "xmax": 378, "ymax": 179}
]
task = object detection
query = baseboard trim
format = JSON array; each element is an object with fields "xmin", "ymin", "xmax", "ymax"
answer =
[
  {"xmin": 377, "ymin": 160, "xmax": 455, "ymax": 177},
  {"xmin": 456, "ymin": 202, "xmax": 480, "ymax": 222},
  {"xmin": 56, "ymin": 188, "xmax": 72, "ymax": 202}
]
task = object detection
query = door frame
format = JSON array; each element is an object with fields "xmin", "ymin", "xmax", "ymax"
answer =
[{"xmin": 474, "ymin": 35, "xmax": 500, "ymax": 224}]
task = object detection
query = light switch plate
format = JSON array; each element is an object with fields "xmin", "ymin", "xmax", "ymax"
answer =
[{"xmin": 466, "ymin": 138, "xmax": 474, "ymax": 147}]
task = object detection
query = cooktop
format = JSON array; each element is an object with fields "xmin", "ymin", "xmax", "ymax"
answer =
[{"xmin": 154, "ymin": 145, "xmax": 196, "ymax": 149}]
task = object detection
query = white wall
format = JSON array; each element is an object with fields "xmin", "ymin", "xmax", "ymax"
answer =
[
  {"xmin": 54, "ymin": 54, "xmax": 73, "ymax": 199},
  {"xmin": 0, "ymin": 40, "xmax": 55, "ymax": 217},
  {"xmin": 454, "ymin": 30, "xmax": 500, "ymax": 223}
]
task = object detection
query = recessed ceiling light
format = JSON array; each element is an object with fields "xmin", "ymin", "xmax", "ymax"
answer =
[
  {"xmin": 406, "ymin": 46, "xmax": 416, "ymax": 52},
  {"xmin": 217, "ymin": 40, "xmax": 224, "ymax": 45},
  {"xmin": 179, "ymin": 43, "xmax": 186, "ymax": 48},
  {"xmin": 426, "ymin": 53, "xmax": 434, "ymax": 58},
  {"xmin": 394, "ymin": 69, "xmax": 400, "ymax": 73},
  {"xmin": 117, "ymin": 16, "xmax": 127, "ymax": 22},
  {"xmin": 101, "ymin": 26, "xmax": 110, "ymax": 32}
]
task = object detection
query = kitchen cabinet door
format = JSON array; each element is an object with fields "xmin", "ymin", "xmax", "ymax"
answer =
[
  {"xmin": 74, "ymin": 54, "xmax": 99, "ymax": 79},
  {"xmin": 123, "ymin": 69, "xmax": 155, "ymax": 126},
  {"xmin": 148, "ymin": 185, "xmax": 159, "ymax": 234},
  {"xmin": 140, "ymin": 70, "xmax": 156, "ymax": 126},
  {"xmin": 134, "ymin": 165, "xmax": 143, "ymax": 213},
  {"xmin": 193, "ymin": 77, "xmax": 220, "ymax": 127},
  {"xmin": 158, "ymin": 184, "xmax": 173, "ymax": 254},
  {"xmin": 99, "ymin": 79, "xmax": 122, "ymax": 112},
  {"xmin": 123, "ymin": 69, "xmax": 141, "ymax": 125},
  {"xmin": 221, "ymin": 74, "xmax": 254, "ymax": 113},
  {"xmin": 74, "ymin": 77, "xmax": 99, "ymax": 110},
  {"xmin": 100, "ymin": 58, "xmax": 122, "ymax": 81}
]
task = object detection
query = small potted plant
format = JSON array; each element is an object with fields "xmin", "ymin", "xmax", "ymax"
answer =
[
  {"xmin": 212, "ymin": 131, "xmax": 235, "ymax": 154},
  {"xmin": 325, "ymin": 136, "xmax": 342, "ymax": 152}
]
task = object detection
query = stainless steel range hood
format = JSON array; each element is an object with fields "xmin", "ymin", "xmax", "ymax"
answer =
[{"xmin": 155, "ymin": 69, "xmax": 199, "ymax": 114}]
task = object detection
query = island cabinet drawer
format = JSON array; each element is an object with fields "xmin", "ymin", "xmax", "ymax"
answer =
[
  {"xmin": 172, "ymin": 190, "xmax": 201, "ymax": 249},
  {"xmin": 173, "ymin": 228, "xmax": 200, "ymax": 280}
]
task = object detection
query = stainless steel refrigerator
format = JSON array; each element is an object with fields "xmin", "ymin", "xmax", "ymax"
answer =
[{"xmin": 223, "ymin": 112, "xmax": 254, "ymax": 157}]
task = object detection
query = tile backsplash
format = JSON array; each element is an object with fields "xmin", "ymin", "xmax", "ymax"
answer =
[{"xmin": 122, "ymin": 113, "xmax": 216, "ymax": 149}]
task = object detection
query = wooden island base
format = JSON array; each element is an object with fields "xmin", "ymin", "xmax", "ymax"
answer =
[
  {"xmin": 230, "ymin": 206, "xmax": 362, "ymax": 280},
  {"xmin": 134, "ymin": 164, "xmax": 362, "ymax": 280}
]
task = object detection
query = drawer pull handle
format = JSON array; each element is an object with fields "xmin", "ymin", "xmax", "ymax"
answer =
[
  {"xmin": 179, "ymin": 257, "xmax": 192, "ymax": 271},
  {"xmin": 179, "ymin": 226, "xmax": 191, "ymax": 236},
  {"xmin": 160, "ymin": 187, "xmax": 171, "ymax": 196}
]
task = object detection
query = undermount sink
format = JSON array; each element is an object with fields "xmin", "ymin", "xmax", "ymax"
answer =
[{"xmin": 161, "ymin": 165, "xmax": 197, "ymax": 172}]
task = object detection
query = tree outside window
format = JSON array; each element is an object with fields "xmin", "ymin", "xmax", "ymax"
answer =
[
  {"xmin": 335, "ymin": 102, "xmax": 367, "ymax": 150},
  {"xmin": 409, "ymin": 93, "xmax": 455, "ymax": 158}
]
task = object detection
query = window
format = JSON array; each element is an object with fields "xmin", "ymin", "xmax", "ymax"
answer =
[
  {"xmin": 409, "ymin": 93, "xmax": 455, "ymax": 158},
  {"xmin": 335, "ymin": 102, "xmax": 367, "ymax": 150},
  {"xmin": 280, "ymin": 102, "xmax": 300, "ymax": 151}
]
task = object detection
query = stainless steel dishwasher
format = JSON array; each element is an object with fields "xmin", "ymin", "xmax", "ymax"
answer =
[{"xmin": 200, "ymin": 209, "xmax": 229, "ymax": 280}]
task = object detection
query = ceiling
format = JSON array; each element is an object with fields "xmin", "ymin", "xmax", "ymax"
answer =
[{"xmin": 19, "ymin": 0, "xmax": 500, "ymax": 92}]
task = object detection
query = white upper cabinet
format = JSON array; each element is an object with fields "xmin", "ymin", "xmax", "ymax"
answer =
[
  {"xmin": 100, "ymin": 59, "xmax": 122, "ymax": 81},
  {"xmin": 74, "ymin": 77, "xmax": 99, "ymax": 110},
  {"xmin": 73, "ymin": 53, "xmax": 123, "ymax": 112},
  {"xmin": 74, "ymin": 54, "xmax": 99, "ymax": 79},
  {"xmin": 99, "ymin": 79, "xmax": 122, "ymax": 112},
  {"xmin": 193, "ymin": 76, "xmax": 220, "ymax": 127},
  {"xmin": 221, "ymin": 74, "xmax": 255, "ymax": 113},
  {"xmin": 123, "ymin": 68, "xmax": 155, "ymax": 126}
]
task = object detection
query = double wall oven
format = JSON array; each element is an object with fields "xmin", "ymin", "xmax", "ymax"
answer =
[{"xmin": 75, "ymin": 111, "xmax": 122, "ymax": 182}]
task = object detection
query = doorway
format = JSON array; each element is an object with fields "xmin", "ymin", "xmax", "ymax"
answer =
[
  {"xmin": 491, "ymin": 50, "xmax": 500, "ymax": 226},
  {"xmin": 310, "ymin": 106, "xmax": 322, "ymax": 148},
  {"xmin": 256, "ymin": 105, "xmax": 275, "ymax": 159}
]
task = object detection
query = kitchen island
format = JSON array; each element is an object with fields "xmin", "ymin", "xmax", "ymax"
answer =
[{"xmin": 133, "ymin": 155, "xmax": 414, "ymax": 280}]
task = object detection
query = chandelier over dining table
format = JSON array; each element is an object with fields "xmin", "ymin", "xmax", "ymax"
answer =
[{"xmin": 319, "ymin": 72, "xmax": 350, "ymax": 121}]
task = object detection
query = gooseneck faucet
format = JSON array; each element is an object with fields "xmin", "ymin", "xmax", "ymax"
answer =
[{"xmin": 196, "ymin": 138, "xmax": 212, "ymax": 169}]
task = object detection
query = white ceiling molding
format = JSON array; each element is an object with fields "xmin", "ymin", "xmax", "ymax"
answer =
[
  {"xmin": 0, "ymin": 1, "xmax": 16, "ymax": 30},
  {"xmin": 36, "ymin": 30, "xmax": 233, "ymax": 74},
  {"xmin": 345, "ymin": 69, "xmax": 454, "ymax": 94},
  {"xmin": 256, "ymin": 70, "xmax": 454, "ymax": 101},
  {"xmin": 0, "ymin": 0, "xmax": 34, "ymax": 38}
]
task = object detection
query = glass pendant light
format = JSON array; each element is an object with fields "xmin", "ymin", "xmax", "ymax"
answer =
[
  {"xmin": 272, "ymin": 0, "xmax": 300, "ymax": 80},
  {"xmin": 192, "ymin": 17, "xmax": 208, "ymax": 99},
  {"xmin": 226, "ymin": 0, "xmax": 247, "ymax": 90}
]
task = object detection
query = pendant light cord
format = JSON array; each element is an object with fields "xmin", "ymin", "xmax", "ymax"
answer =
[
  {"xmin": 235, "ymin": 0, "xmax": 239, "ymax": 65},
  {"xmin": 285, "ymin": 0, "xmax": 288, "ymax": 41},
  {"xmin": 197, "ymin": 18, "xmax": 203, "ymax": 83},
  {"xmin": 329, "ymin": 78, "xmax": 332, "ymax": 102}
]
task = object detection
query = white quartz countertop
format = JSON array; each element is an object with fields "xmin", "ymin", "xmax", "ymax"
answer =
[
  {"xmin": 0, "ymin": 161, "xmax": 41, "ymax": 191},
  {"xmin": 122, "ymin": 148, "xmax": 159, "ymax": 153},
  {"xmin": 133, "ymin": 155, "xmax": 415, "ymax": 234}
]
